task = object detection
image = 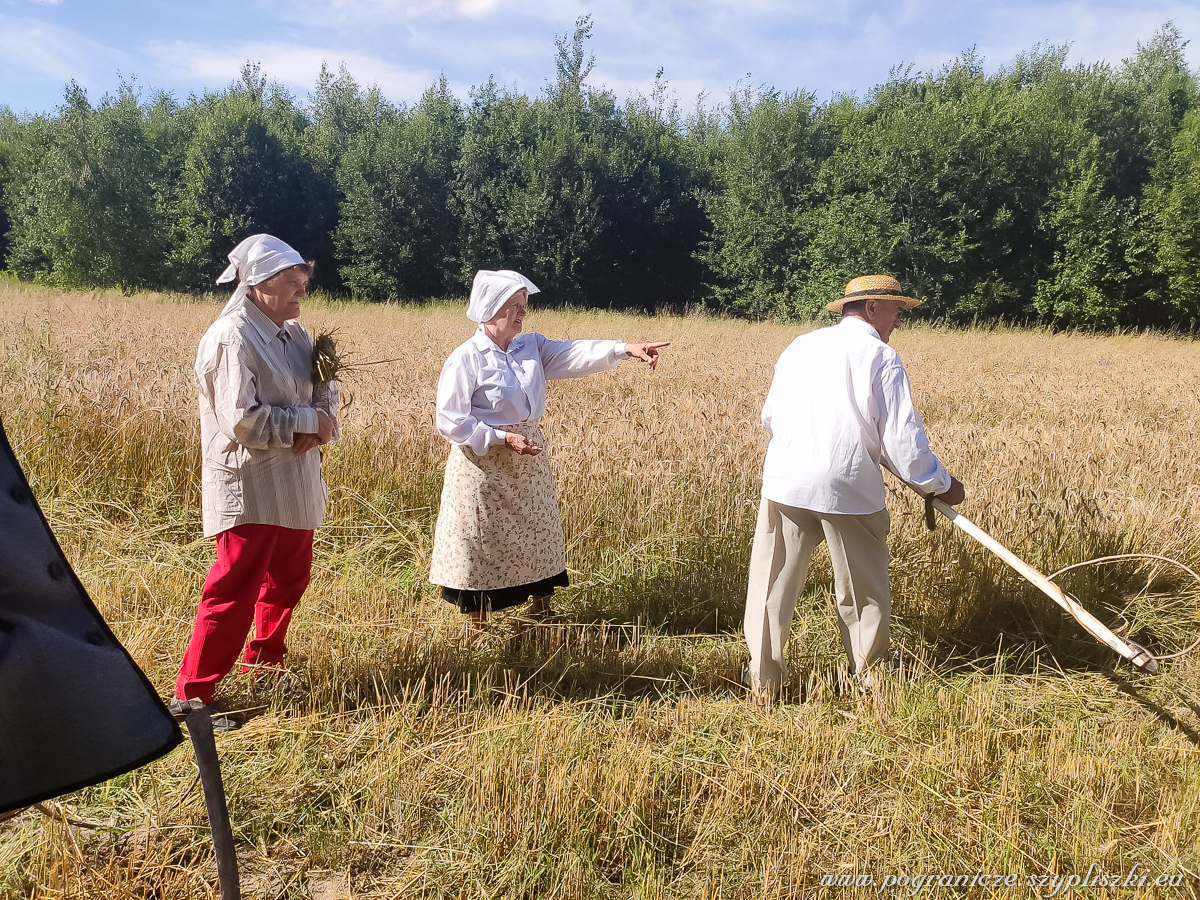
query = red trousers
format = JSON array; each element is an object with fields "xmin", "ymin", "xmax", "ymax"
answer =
[{"xmin": 175, "ymin": 523, "xmax": 314, "ymax": 703}]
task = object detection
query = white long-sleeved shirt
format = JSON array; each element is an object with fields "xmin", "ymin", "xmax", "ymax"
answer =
[
  {"xmin": 195, "ymin": 299, "xmax": 339, "ymax": 537},
  {"xmin": 436, "ymin": 329, "xmax": 628, "ymax": 453},
  {"xmin": 760, "ymin": 316, "xmax": 949, "ymax": 515}
]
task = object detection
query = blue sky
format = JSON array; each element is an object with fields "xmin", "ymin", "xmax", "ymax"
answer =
[{"xmin": 2, "ymin": 0, "xmax": 1200, "ymax": 116}]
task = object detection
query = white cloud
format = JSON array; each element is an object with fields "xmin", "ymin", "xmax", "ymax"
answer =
[
  {"xmin": 579, "ymin": 0, "xmax": 1200, "ymax": 105},
  {"xmin": 5, "ymin": 0, "xmax": 1200, "ymax": 117},
  {"xmin": 981, "ymin": 2, "xmax": 1200, "ymax": 70},
  {"xmin": 403, "ymin": 0, "xmax": 503, "ymax": 18},
  {"xmin": 0, "ymin": 14, "xmax": 124, "ymax": 86},
  {"xmin": 247, "ymin": 0, "xmax": 1200, "ymax": 110},
  {"xmin": 144, "ymin": 40, "xmax": 437, "ymax": 99},
  {"xmin": 455, "ymin": 0, "xmax": 501, "ymax": 18},
  {"xmin": 296, "ymin": 0, "xmax": 503, "ymax": 22}
]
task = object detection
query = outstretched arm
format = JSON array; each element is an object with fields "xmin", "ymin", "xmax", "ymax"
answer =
[{"xmin": 537, "ymin": 338, "xmax": 670, "ymax": 379}]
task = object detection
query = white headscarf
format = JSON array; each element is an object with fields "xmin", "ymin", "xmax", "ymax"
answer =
[
  {"xmin": 215, "ymin": 234, "xmax": 307, "ymax": 320},
  {"xmin": 466, "ymin": 269, "xmax": 540, "ymax": 324}
]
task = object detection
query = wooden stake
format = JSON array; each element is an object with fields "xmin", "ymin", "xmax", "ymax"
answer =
[{"xmin": 185, "ymin": 708, "xmax": 241, "ymax": 900}]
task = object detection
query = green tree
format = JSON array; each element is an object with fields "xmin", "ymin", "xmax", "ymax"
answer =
[
  {"xmin": 1033, "ymin": 138, "xmax": 1142, "ymax": 326},
  {"xmin": 810, "ymin": 48, "xmax": 1074, "ymax": 322},
  {"xmin": 3, "ymin": 82, "xmax": 169, "ymax": 289},
  {"xmin": 2, "ymin": 25, "xmax": 1197, "ymax": 330},
  {"xmin": 697, "ymin": 47, "xmax": 1077, "ymax": 322},
  {"xmin": 1035, "ymin": 25, "xmax": 1197, "ymax": 328},
  {"xmin": 0, "ymin": 107, "xmax": 16, "ymax": 270},
  {"xmin": 172, "ymin": 64, "xmax": 339, "ymax": 289},
  {"xmin": 306, "ymin": 62, "xmax": 385, "ymax": 295},
  {"xmin": 598, "ymin": 75, "xmax": 709, "ymax": 307},
  {"xmin": 453, "ymin": 20, "xmax": 606, "ymax": 303},
  {"xmin": 697, "ymin": 86, "xmax": 826, "ymax": 318},
  {"xmin": 334, "ymin": 78, "xmax": 464, "ymax": 299},
  {"xmin": 308, "ymin": 63, "xmax": 378, "ymax": 174},
  {"xmin": 454, "ymin": 17, "xmax": 706, "ymax": 308},
  {"xmin": 1145, "ymin": 106, "xmax": 1200, "ymax": 327}
]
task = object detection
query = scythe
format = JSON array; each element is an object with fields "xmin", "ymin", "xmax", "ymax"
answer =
[{"xmin": 898, "ymin": 478, "xmax": 1159, "ymax": 673}]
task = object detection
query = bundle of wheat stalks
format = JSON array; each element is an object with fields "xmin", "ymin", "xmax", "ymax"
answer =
[{"xmin": 311, "ymin": 328, "xmax": 345, "ymax": 386}]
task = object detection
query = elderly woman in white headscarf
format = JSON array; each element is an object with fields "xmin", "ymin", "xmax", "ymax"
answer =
[
  {"xmin": 170, "ymin": 234, "xmax": 338, "ymax": 730},
  {"xmin": 430, "ymin": 269, "xmax": 669, "ymax": 632}
]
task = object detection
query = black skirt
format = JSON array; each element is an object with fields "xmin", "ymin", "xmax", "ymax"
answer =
[{"xmin": 440, "ymin": 570, "xmax": 569, "ymax": 614}]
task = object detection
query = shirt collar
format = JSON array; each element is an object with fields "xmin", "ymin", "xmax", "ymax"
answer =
[
  {"xmin": 472, "ymin": 327, "xmax": 524, "ymax": 355},
  {"xmin": 243, "ymin": 298, "xmax": 288, "ymax": 342},
  {"xmin": 838, "ymin": 315, "xmax": 882, "ymax": 342}
]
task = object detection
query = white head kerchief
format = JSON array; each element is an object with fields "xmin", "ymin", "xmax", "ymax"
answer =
[
  {"xmin": 215, "ymin": 234, "xmax": 306, "ymax": 320},
  {"xmin": 466, "ymin": 269, "xmax": 540, "ymax": 324}
]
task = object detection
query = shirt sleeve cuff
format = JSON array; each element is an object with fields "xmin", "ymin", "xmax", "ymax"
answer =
[
  {"xmin": 295, "ymin": 408, "xmax": 319, "ymax": 435},
  {"xmin": 923, "ymin": 465, "xmax": 952, "ymax": 497}
]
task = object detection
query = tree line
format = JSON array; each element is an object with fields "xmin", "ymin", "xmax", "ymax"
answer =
[{"xmin": 1, "ymin": 19, "xmax": 1199, "ymax": 329}]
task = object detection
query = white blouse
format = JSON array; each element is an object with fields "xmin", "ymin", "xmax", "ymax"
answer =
[{"xmin": 436, "ymin": 329, "xmax": 629, "ymax": 453}]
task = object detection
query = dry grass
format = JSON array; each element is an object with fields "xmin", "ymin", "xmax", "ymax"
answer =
[{"xmin": 1, "ymin": 281, "xmax": 1199, "ymax": 898}]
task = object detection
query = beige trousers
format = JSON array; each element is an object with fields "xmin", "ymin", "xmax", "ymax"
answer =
[{"xmin": 744, "ymin": 498, "xmax": 892, "ymax": 690}]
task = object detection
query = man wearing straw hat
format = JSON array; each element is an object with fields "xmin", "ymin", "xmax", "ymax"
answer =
[
  {"xmin": 743, "ymin": 275, "xmax": 965, "ymax": 698},
  {"xmin": 169, "ymin": 234, "xmax": 338, "ymax": 730}
]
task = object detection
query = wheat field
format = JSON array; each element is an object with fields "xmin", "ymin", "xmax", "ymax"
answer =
[{"xmin": 1, "ymin": 281, "xmax": 1199, "ymax": 899}]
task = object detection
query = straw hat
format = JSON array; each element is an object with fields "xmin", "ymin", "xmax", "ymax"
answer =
[{"xmin": 827, "ymin": 275, "xmax": 922, "ymax": 312}]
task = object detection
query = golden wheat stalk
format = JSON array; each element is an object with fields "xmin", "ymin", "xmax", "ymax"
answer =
[{"xmin": 311, "ymin": 329, "xmax": 346, "ymax": 385}]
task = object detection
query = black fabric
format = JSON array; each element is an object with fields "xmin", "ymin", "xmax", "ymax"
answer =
[
  {"xmin": 440, "ymin": 570, "xmax": 569, "ymax": 614},
  {"xmin": 0, "ymin": 419, "xmax": 182, "ymax": 814}
]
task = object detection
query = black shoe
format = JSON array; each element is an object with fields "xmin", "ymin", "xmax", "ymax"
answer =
[{"xmin": 167, "ymin": 697, "xmax": 240, "ymax": 733}]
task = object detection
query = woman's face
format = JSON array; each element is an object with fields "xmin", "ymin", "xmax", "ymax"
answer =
[
  {"xmin": 487, "ymin": 289, "xmax": 529, "ymax": 338},
  {"xmin": 251, "ymin": 265, "xmax": 310, "ymax": 325}
]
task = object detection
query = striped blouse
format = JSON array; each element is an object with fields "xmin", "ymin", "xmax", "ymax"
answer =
[{"xmin": 194, "ymin": 299, "xmax": 339, "ymax": 537}]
